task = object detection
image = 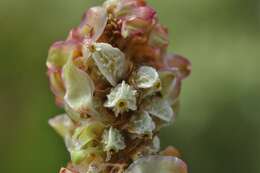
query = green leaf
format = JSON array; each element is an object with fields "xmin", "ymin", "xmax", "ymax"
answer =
[{"xmin": 125, "ymin": 156, "xmax": 188, "ymax": 173}]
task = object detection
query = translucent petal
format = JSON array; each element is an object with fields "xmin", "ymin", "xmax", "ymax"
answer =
[
  {"xmin": 91, "ymin": 43, "xmax": 128, "ymax": 86},
  {"xmin": 48, "ymin": 114, "xmax": 75, "ymax": 138},
  {"xmin": 121, "ymin": 17, "xmax": 153, "ymax": 38},
  {"xmin": 47, "ymin": 41, "xmax": 80, "ymax": 68},
  {"xmin": 132, "ymin": 66, "xmax": 161, "ymax": 89},
  {"xmin": 142, "ymin": 96, "xmax": 174, "ymax": 122},
  {"xmin": 79, "ymin": 7, "xmax": 108, "ymax": 41},
  {"xmin": 102, "ymin": 127, "xmax": 126, "ymax": 152},
  {"xmin": 164, "ymin": 54, "xmax": 191, "ymax": 80},
  {"xmin": 70, "ymin": 147, "xmax": 101, "ymax": 165},
  {"xmin": 116, "ymin": 0, "xmax": 146, "ymax": 18},
  {"xmin": 125, "ymin": 156, "xmax": 188, "ymax": 173},
  {"xmin": 149, "ymin": 24, "xmax": 169, "ymax": 48},
  {"xmin": 63, "ymin": 57, "xmax": 98, "ymax": 117},
  {"xmin": 128, "ymin": 111, "xmax": 155, "ymax": 135},
  {"xmin": 47, "ymin": 67, "xmax": 65, "ymax": 106},
  {"xmin": 64, "ymin": 103, "xmax": 81, "ymax": 122},
  {"xmin": 117, "ymin": 6, "xmax": 156, "ymax": 21},
  {"xmin": 70, "ymin": 150, "xmax": 87, "ymax": 164},
  {"xmin": 104, "ymin": 81, "xmax": 137, "ymax": 116},
  {"xmin": 159, "ymin": 71, "xmax": 182, "ymax": 105},
  {"xmin": 72, "ymin": 120, "xmax": 105, "ymax": 149}
]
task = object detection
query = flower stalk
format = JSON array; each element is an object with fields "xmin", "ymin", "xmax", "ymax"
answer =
[{"xmin": 47, "ymin": 0, "xmax": 191, "ymax": 173}]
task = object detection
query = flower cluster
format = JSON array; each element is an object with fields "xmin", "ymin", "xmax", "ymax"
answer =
[{"xmin": 47, "ymin": 0, "xmax": 191, "ymax": 173}]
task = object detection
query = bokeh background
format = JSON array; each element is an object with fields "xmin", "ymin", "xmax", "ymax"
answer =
[{"xmin": 0, "ymin": 0, "xmax": 259, "ymax": 172}]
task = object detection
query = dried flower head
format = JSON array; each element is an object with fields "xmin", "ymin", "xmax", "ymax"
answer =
[{"xmin": 47, "ymin": 0, "xmax": 191, "ymax": 173}]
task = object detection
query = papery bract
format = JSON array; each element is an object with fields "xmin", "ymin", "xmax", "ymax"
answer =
[
  {"xmin": 63, "ymin": 57, "xmax": 98, "ymax": 117},
  {"xmin": 164, "ymin": 54, "xmax": 191, "ymax": 80},
  {"xmin": 125, "ymin": 156, "xmax": 187, "ymax": 173}
]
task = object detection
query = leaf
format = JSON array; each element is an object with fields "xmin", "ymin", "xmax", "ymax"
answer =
[
  {"xmin": 48, "ymin": 114, "xmax": 75, "ymax": 138},
  {"xmin": 91, "ymin": 43, "xmax": 128, "ymax": 86},
  {"xmin": 63, "ymin": 57, "xmax": 98, "ymax": 117},
  {"xmin": 125, "ymin": 156, "xmax": 188, "ymax": 173}
]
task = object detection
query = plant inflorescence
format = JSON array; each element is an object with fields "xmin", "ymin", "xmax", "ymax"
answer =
[{"xmin": 47, "ymin": 0, "xmax": 191, "ymax": 173}]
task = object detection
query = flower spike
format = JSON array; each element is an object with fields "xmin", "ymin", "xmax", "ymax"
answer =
[{"xmin": 47, "ymin": 0, "xmax": 191, "ymax": 172}]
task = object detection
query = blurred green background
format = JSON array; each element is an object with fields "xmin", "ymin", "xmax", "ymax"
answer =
[{"xmin": 0, "ymin": 0, "xmax": 259, "ymax": 172}]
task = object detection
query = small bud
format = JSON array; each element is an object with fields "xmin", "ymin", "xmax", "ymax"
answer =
[{"xmin": 105, "ymin": 81, "xmax": 137, "ymax": 116}]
